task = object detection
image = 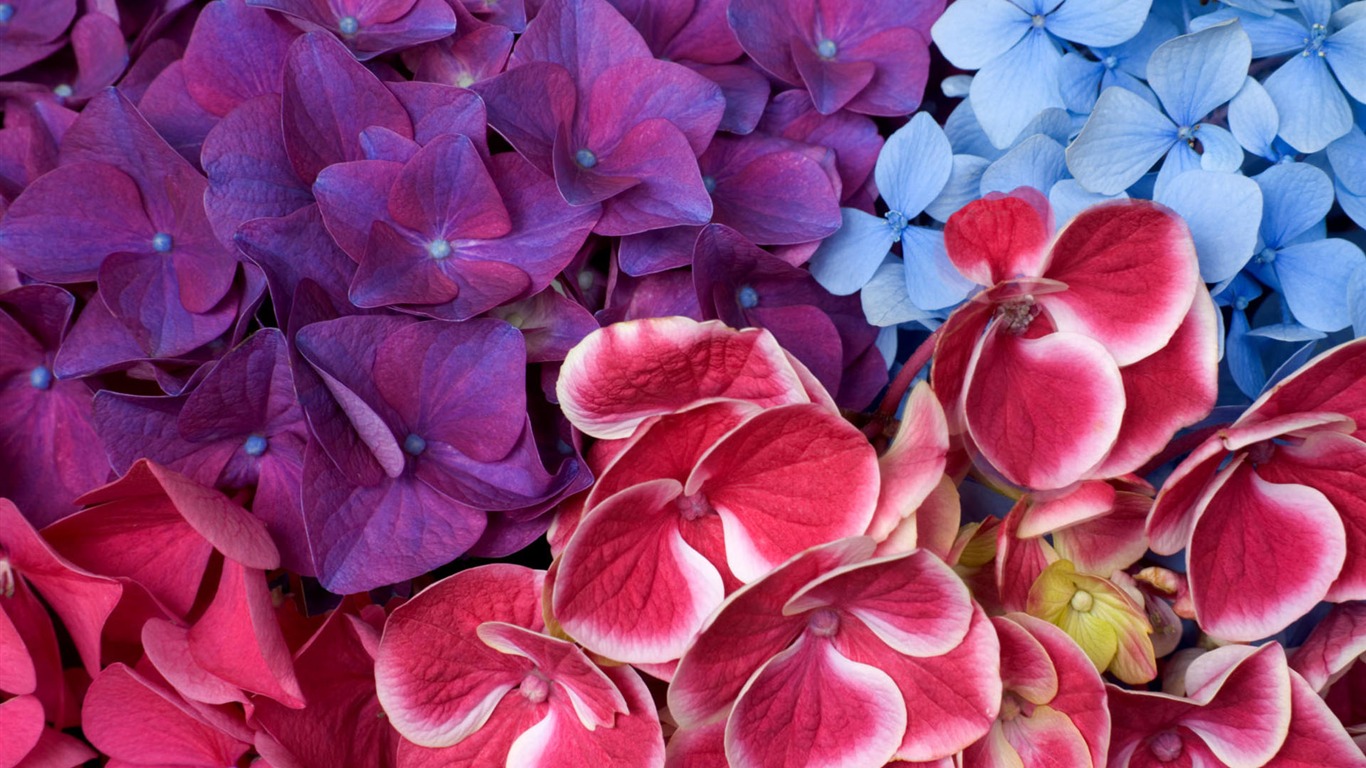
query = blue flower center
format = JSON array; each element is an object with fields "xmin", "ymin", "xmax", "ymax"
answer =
[
  {"xmin": 339, "ymin": 15, "xmax": 360, "ymax": 35},
  {"xmin": 1235, "ymin": 296, "xmax": 1250, "ymax": 311},
  {"xmin": 0, "ymin": 4, "xmax": 14, "ymax": 24},
  {"xmin": 702, "ymin": 175, "xmax": 717, "ymax": 194},
  {"xmin": 575, "ymin": 148, "xmax": 597, "ymax": 169},
  {"xmin": 817, "ymin": 38, "xmax": 838, "ymax": 59},
  {"xmin": 1102, "ymin": 55, "xmax": 1118, "ymax": 69},
  {"xmin": 403, "ymin": 433, "xmax": 427, "ymax": 456},
  {"xmin": 885, "ymin": 210, "xmax": 909, "ymax": 238},
  {"xmin": 53, "ymin": 84, "xmax": 72, "ymax": 99},
  {"xmin": 738, "ymin": 285, "xmax": 759, "ymax": 308},
  {"xmin": 152, "ymin": 232, "xmax": 173, "ymax": 253},
  {"xmin": 29, "ymin": 366, "xmax": 52, "ymax": 390},
  {"xmin": 427, "ymin": 239, "xmax": 452, "ymax": 260},
  {"xmin": 1031, "ymin": 14, "xmax": 1046, "ymax": 28},
  {"xmin": 243, "ymin": 434, "xmax": 268, "ymax": 456},
  {"xmin": 1255, "ymin": 246, "xmax": 1277, "ymax": 264},
  {"xmin": 1302, "ymin": 23, "xmax": 1328, "ymax": 57}
]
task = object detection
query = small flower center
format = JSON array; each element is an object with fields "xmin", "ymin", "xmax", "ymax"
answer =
[
  {"xmin": 1247, "ymin": 439, "xmax": 1277, "ymax": 466},
  {"xmin": 243, "ymin": 434, "xmax": 268, "ymax": 457},
  {"xmin": 53, "ymin": 84, "xmax": 73, "ymax": 99},
  {"xmin": 808, "ymin": 608, "xmax": 840, "ymax": 637},
  {"xmin": 1234, "ymin": 296, "xmax": 1250, "ymax": 311},
  {"xmin": 0, "ymin": 556, "xmax": 15, "ymax": 599},
  {"xmin": 504, "ymin": 312, "xmax": 525, "ymax": 328},
  {"xmin": 152, "ymin": 232, "xmax": 173, "ymax": 253},
  {"xmin": 338, "ymin": 15, "xmax": 360, "ymax": 36},
  {"xmin": 455, "ymin": 72, "xmax": 475, "ymax": 88},
  {"xmin": 997, "ymin": 296, "xmax": 1038, "ymax": 335},
  {"xmin": 29, "ymin": 366, "xmax": 52, "ymax": 390},
  {"xmin": 1070, "ymin": 590, "xmax": 1095, "ymax": 613},
  {"xmin": 575, "ymin": 148, "xmax": 598, "ymax": 169},
  {"xmin": 427, "ymin": 239, "xmax": 452, "ymax": 260},
  {"xmin": 884, "ymin": 210, "xmax": 909, "ymax": 238},
  {"xmin": 738, "ymin": 285, "xmax": 759, "ymax": 309},
  {"xmin": 1102, "ymin": 55, "xmax": 1118, "ymax": 69},
  {"xmin": 702, "ymin": 175, "xmax": 717, "ymax": 194},
  {"xmin": 1031, "ymin": 13, "xmax": 1046, "ymax": 28},
  {"xmin": 1148, "ymin": 730, "xmax": 1184, "ymax": 762},
  {"xmin": 0, "ymin": 4, "xmax": 14, "ymax": 24},
  {"xmin": 816, "ymin": 38, "xmax": 838, "ymax": 59},
  {"xmin": 1302, "ymin": 23, "xmax": 1328, "ymax": 57},
  {"xmin": 999, "ymin": 691, "xmax": 1034, "ymax": 721},
  {"xmin": 1255, "ymin": 246, "xmax": 1277, "ymax": 264},
  {"xmin": 677, "ymin": 493, "xmax": 713, "ymax": 522},
  {"xmin": 519, "ymin": 671, "xmax": 551, "ymax": 704},
  {"xmin": 578, "ymin": 271, "xmax": 595, "ymax": 291},
  {"xmin": 403, "ymin": 433, "xmax": 427, "ymax": 456}
]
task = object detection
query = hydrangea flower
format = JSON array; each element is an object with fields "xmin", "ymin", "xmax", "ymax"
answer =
[
  {"xmin": 248, "ymin": 0, "xmax": 457, "ymax": 59},
  {"xmin": 0, "ymin": 0, "xmax": 76, "ymax": 76}
]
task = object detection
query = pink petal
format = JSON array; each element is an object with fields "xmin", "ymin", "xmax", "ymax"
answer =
[
  {"xmin": 1037, "ymin": 201, "xmax": 1198, "ymax": 366},
  {"xmin": 1181, "ymin": 644, "xmax": 1292, "ymax": 766},
  {"xmin": 0, "ymin": 501, "xmax": 121, "ymax": 678},
  {"xmin": 474, "ymin": 621, "xmax": 627, "ymax": 729},
  {"xmin": 944, "ymin": 190, "xmax": 1052, "ymax": 287},
  {"xmin": 784, "ymin": 549, "xmax": 972, "ymax": 658},
  {"xmin": 725, "ymin": 634, "xmax": 906, "ymax": 768},
  {"xmin": 836, "ymin": 604, "xmax": 1002, "ymax": 761},
  {"xmin": 996, "ymin": 499, "xmax": 1059, "ymax": 613},
  {"xmin": 504, "ymin": 664, "xmax": 664, "ymax": 768},
  {"xmin": 1017, "ymin": 481, "xmax": 1117, "ymax": 539},
  {"xmin": 1272, "ymin": 670, "xmax": 1366, "ymax": 766},
  {"xmin": 553, "ymin": 479, "xmax": 724, "ymax": 663},
  {"xmin": 557, "ymin": 318, "xmax": 808, "ymax": 439},
  {"xmin": 395, "ymin": 695, "xmax": 549, "ymax": 768},
  {"xmin": 1188, "ymin": 457, "xmax": 1346, "ymax": 641},
  {"xmin": 930, "ymin": 301, "xmax": 995, "ymax": 433},
  {"xmin": 142, "ymin": 619, "xmax": 246, "ymax": 707},
  {"xmin": 0, "ymin": 606, "xmax": 35, "ymax": 696},
  {"xmin": 1289, "ymin": 602, "xmax": 1366, "ymax": 693},
  {"xmin": 1089, "ymin": 288, "xmax": 1219, "ymax": 478},
  {"xmin": 186, "ymin": 559, "xmax": 304, "ymax": 708},
  {"xmin": 866, "ymin": 382, "xmax": 949, "ymax": 544},
  {"xmin": 1000, "ymin": 704, "xmax": 1092, "ymax": 768},
  {"xmin": 375, "ymin": 564, "xmax": 543, "ymax": 747},
  {"xmin": 668, "ymin": 538, "xmax": 875, "ymax": 728},
  {"xmin": 0, "ymin": 695, "xmax": 43, "ymax": 768},
  {"xmin": 964, "ymin": 328, "xmax": 1124, "ymax": 491},
  {"xmin": 1254, "ymin": 431, "xmax": 1366, "ymax": 602},
  {"xmin": 10, "ymin": 727, "xmax": 94, "ymax": 768},
  {"xmin": 1146, "ymin": 435, "xmax": 1228, "ymax": 556},
  {"xmin": 666, "ymin": 717, "xmax": 729, "ymax": 768},
  {"xmin": 1051, "ymin": 491, "xmax": 1151, "ymax": 576},
  {"xmin": 991, "ymin": 616, "xmax": 1059, "ymax": 706},
  {"xmin": 1239, "ymin": 336, "xmax": 1366, "ymax": 436},
  {"xmin": 1008, "ymin": 614, "xmax": 1110, "ymax": 767},
  {"xmin": 82, "ymin": 664, "xmax": 250, "ymax": 767},
  {"xmin": 691, "ymin": 403, "xmax": 879, "ymax": 582}
]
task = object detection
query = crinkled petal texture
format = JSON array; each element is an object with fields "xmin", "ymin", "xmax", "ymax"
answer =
[
  {"xmin": 669, "ymin": 542, "xmax": 1000, "ymax": 768},
  {"xmin": 375, "ymin": 565, "xmax": 664, "ymax": 767},
  {"xmin": 557, "ymin": 318, "xmax": 815, "ymax": 439}
]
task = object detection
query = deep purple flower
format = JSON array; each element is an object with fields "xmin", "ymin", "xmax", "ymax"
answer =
[
  {"xmin": 759, "ymin": 89, "xmax": 884, "ymax": 210},
  {"xmin": 92, "ymin": 329, "xmax": 311, "ymax": 572},
  {"xmin": 402, "ymin": 2, "xmax": 513, "ymax": 88},
  {"xmin": 474, "ymin": 0, "xmax": 726, "ymax": 235},
  {"xmin": 248, "ymin": 0, "xmax": 456, "ymax": 60},
  {"xmin": 693, "ymin": 224, "xmax": 886, "ymax": 409},
  {"xmin": 609, "ymin": 0, "xmax": 742, "ymax": 64},
  {"xmin": 617, "ymin": 132, "xmax": 842, "ymax": 275},
  {"xmin": 292, "ymin": 315, "xmax": 584, "ymax": 592},
  {"xmin": 0, "ymin": 0, "xmax": 76, "ymax": 77},
  {"xmin": 0, "ymin": 12, "xmax": 128, "ymax": 107},
  {"xmin": 0, "ymin": 285, "xmax": 109, "ymax": 527},
  {"xmin": 728, "ymin": 0, "xmax": 943, "ymax": 116}
]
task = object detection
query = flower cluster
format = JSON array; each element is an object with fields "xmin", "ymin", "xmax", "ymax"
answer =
[{"xmin": 0, "ymin": 0, "xmax": 1363, "ymax": 766}]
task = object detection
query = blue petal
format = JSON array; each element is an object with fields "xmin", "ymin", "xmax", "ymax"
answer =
[
  {"xmin": 1058, "ymin": 53, "xmax": 1104, "ymax": 114},
  {"xmin": 1327, "ymin": 126, "xmax": 1366, "ymax": 196},
  {"xmin": 807, "ymin": 208, "xmax": 896, "ymax": 296},
  {"xmin": 1224, "ymin": 0, "xmax": 1295, "ymax": 16},
  {"xmin": 1110, "ymin": 13, "xmax": 1180, "ymax": 77},
  {"xmin": 1104, "ymin": 70, "xmax": 1164, "ymax": 113},
  {"xmin": 1336, "ymin": 3, "xmax": 1366, "ymax": 27},
  {"xmin": 979, "ymin": 134, "xmax": 1068, "ymax": 196},
  {"xmin": 926, "ymin": 155, "xmax": 992, "ymax": 222},
  {"xmin": 1254, "ymin": 162, "xmax": 1335, "ymax": 248},
  {"xmin": 1264, "ymin": 52, "xmax": 1353, "ymax": 153},
  {"xmin": 942, "ymin": 75, "xmax": 973, "ymax": 98},
  {"xmin": 1325, "ymin": 20, "xmax": 1366, "ymax": 103},
  {"xmin": 875, "ymin": 326, "xmax": 898, "ymax": 367},
  {"xmin": 1195, "ymin": 124, "xmax": 1244, "ymax": 172},
  {"xmin": 930, "ymin": 0, "xmax": 1032, "ymax": 69},
  {"xmin": 876, "ymin": 113, "xmax": 953, "ymax": 218},
  {"xmin": 1048, "ymin": 178, "xmax": 1127, "ymax": 225},
  {"xmin": 1296, "ymin": 0, "xmax": 1332, "ymax": 27},
  {"xmin": 1225, "ymin": 309, "xmax": 1268, "ymax": 398},
  {"xmin": 862, "ymin": 260, "xmax": 935, "ymax": 327},
  {"xmin": 1047, "ymin": 0, "xmax": 1152, "ymax": 47},
  {"xmin": 1228, "ymin": 77, "xmax": 1280, "ymax": 158},
  {"xmin": 1146, "ymin": 20, "xmax": 1252, "ymax": 126},
  {"xmin": 1274, "ymin": 238, "xmax": 1366, "ymax": 332},
  {"xmin": 1337, "ymin": 179, "xmax": 1366, "ymax": 229},
  {"xmin": 1245, "ymin": 322, "xmax": 1327, "ymax": 342},
  {"xmin": 969, "ymin": 28, "xmax": 1065, "ymax": 148},
  {"xmin": 1066, "ymin": 86, "xmax": 1176, "ymax": 195},
  {"xmin": 1157, "ymin": 170, "xmax": 1263, "ymax": 283},
  {"xmin": 943, "ymin": 100, "xmax": 1003, "ymax": 160},
  {"xmin": 1190, "ymin": 8, "xmax": 1307, "ymax": 57},
  {"xmin": 1153, "ymin": 139, "xmax": 1200, "ymax": 200},
  {"xmin": 900, "ymin": 225, "xmax": 977, "ymax": 310},
  {"xmin": 1261, "ymin": 339, "xmax": 1323, "ymax": 392},
  {"xmin": 1349, "ymin": 262, "xmax": 1366, "ymax": 338}
]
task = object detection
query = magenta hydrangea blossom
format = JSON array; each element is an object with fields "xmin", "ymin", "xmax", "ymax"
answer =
[
  {"xmin": 248, "ymin": 0, "xmax": 457, "ymax": 60},
  {"xmin": 0, "ymin": 0, "xmax": 76, "ymax": 77}
]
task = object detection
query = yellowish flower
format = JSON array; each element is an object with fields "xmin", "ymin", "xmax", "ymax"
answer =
[{"xmin": 1027, "ymin": 560, "xmax": 1156, "ymax": 684}]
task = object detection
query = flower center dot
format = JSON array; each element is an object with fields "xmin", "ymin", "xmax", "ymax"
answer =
[
  {"xmin": 1255, "ymin": 246, "xmax": 1277, "ymax": 264},
  {"xmin": 403, "ymin": 434, "xmax": 427, "ymax": 456},
  {"xmin": 427, "ymin": 239, "xmax": 452, "ymax": 260},
  {"xmin": 28, "ymin": 366, "xmax": 52, "ymax": 390},
  {"xmin": 808, "ymin": 608, "xmax": 840, "ymax": 637},
  {"xmin": 575, "ymin": 148, "xmax": 597, "ymax": 169},
  {"xmin": 997, "ymin": 296, "xmax": 1038, "ymax": 335},
  {"xmin": 152, "ymin": 232, "xmax": 173, "ymax": 253},
  {"xmin": 338, "ymin": 15, "xmax": 359, "ymax": 35},
  {"xmin": 53, "ymin": 84, "xmax": 73, "ymax": 99},
  {"xmin": 817, "ymin": 38, "xmax": 838, "ymax": 59},
  {"xmin": 677, "ymin": 493, "xmax": 713, "ymax": 521},
  {"xmin": 0, "ymin": 4, "xmax": 15, "ymax": 24},
  {"xmin": 1031, "ymin": 14, "xmax": 1046, "ymax": 28},
  {"xmin": 884, "ymin": 210, "xmax": 908, "ymax": 238},
  {"xmin": 1103, "ymin": 55, "xmax": 1118, "ymax": 69},
  {"xmin": 519, "ymin": 671, "xmax": 551, "ymax": 703},
  {"xmin": 1070, "ymin": 590, "xmax": 1094, "ymax": 613},
  {"xmin": 1149, "ymin": 730, "xmax": 1184, "ymax": 762},
  {"xmin": 243, "ymin": 434, "xmax": 268, "ymax": 457},
  {"xmin": 1303, "ymin": 23, "xmax": 1328, "ymax": 57},
  {"xmin": 738, "ymin": 285, "xmax": 758, "ymax": 309},
  {"xmin": 702, "ymin": 175, "xmax": 717, "ymax": 194}
]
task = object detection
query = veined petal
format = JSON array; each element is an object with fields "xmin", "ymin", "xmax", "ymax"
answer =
[
  {"xmin": 807, "ymin": 208, "xmax": 897, "ymax": 296},
  {"xmin": 930, "ymin": 0, "xmax": 1031, "ymax": 69},
  {"xmin": 943, "ymin": 191, "xmax": 1052, "ymax": 286},
  {"xmin": 1156, "ymin": 170, "xmax": 1262, "ymax": 283},
  {"xmin": 1275, "ymin": 239, "xmax": 1365, "ymax": 332},
  {"xmin": 1066, "ymin": 86, "xmax": 1176, "ymax": 195},
  {"xmin": 969, "ymin": 29, "xmax": 1065, "ymax": 148},
  {"xmin": 877, "ymin": 113, "xmax": 953, "ymax": 217},
  {"xmin": 1046, "ymin": 0, "xmax": 1151, "ymax": 47},
  {"xmin": 1264, "ymin": 52, "xmax": 1352, "ymax": 153},
  {"xmin": 1255, "ymin": 162, "xmax": 1335, "ymax": 248},
  {"xmin": 1146, "ymin": 21, "xmax": 1251, "ymax": 127}
]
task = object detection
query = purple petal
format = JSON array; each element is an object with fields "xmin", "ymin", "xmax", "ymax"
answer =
[{"xmin": 183, "ymin": 0, "xmax": 298, "ymax": 117}]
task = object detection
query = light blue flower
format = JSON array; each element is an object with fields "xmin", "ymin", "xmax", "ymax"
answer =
[
  {"xmin": 1057, "ymin": 14, "xmax": 1177, "ymax": 116},
  {"xmin": 1328, "ymin": 125, "xmax": 1366, "ymax": 229},
  {"xmin": 931, "ymin": 0, "xmax": 1153, "ymax": 148},
  {"xmin": 1155, "ymin": 169, "xmax": 1264, "ymax": 283},
  {"xmin": 1066, "ymin": 20, "xmax": 1251, "ymax": 197}
]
